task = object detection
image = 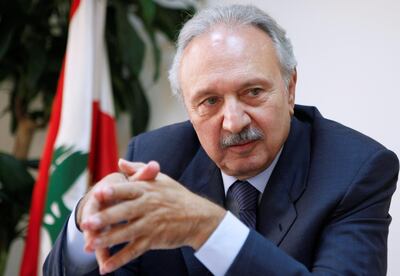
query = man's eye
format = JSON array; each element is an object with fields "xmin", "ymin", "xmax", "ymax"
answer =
[
  {"xmin": 204, "ymin": 97, "xmax": 218, "ymax": 105},
  {"xmin": 248, "ymin": 88, "xmax": 262, "ymax": 96},
  {"xmin": 196, "ymin": 96, "xmax": 219, "ymax": 116}
]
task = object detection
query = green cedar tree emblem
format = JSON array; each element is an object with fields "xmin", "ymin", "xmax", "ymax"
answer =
[{"xmin": 42, "ymin": 146, "xmax": 88, "ymax": 243}]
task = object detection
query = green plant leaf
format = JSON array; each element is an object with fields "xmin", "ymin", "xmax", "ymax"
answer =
[
  {"xmin": 0, "ymin": 66, "xmax": 11, "ymax": 83},
  {"xmin": 9, "ymin": 85, "xmax": 18, "ymax": 134},
  {"xmin": 138, "ymin": 0, "xmax": 156, "ymax": 27},
  {"xmin": 130, "ymin": 77, "xmax": 149, "ymax": 135},
  {"xmin": 26, "ymin": 44, "xmax": 47, "ymax": 93},
  {"xmin": 114, "ymin": 0, "xmax": 145, "ymax": 77},
  {"xmin": 22, "ymin": 159, "xmax": 39, "ymax": 169},
  {"xmin": 146, "ymin": 27, "xmax": 161, "ymax": 81},
  {"xmin": 154, "ymin": 4, "xmax": 195, "ymax": 42},
  {"xmin": 138, "ymin": 1, "xmax": 160, "ymax": 80},
  {"xmin": 0, "ymin": 0, "xmax": 21, "ymax": 60},
  {"xmin": 0, "ymin": 152, "xmax": 34, "ymax": 196},
  {"xmin": 0, "ymin": 153, "xmax": 34, "ymax": 253},
  {"xmin": 0, "ymin": 28, "xmax": 15, "ymax": 60}
]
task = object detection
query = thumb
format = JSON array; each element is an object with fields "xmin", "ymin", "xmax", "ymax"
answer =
[
  {"xmin": 118, "ymin": 159, "xmax": 145, "ymax": 176},
  {"xmin": 132, "ymin": 160, "xmax": 160, "ymax": 181}
]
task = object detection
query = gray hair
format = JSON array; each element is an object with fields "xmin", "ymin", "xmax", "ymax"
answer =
[{"xmin": 168, "ymin": 4, "xmax": 297, "ymax": 98}]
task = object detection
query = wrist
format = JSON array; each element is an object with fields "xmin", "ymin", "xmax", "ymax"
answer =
[{"xmin": 189, "ymin": 198, "xmax": 226, "ymax": 250}]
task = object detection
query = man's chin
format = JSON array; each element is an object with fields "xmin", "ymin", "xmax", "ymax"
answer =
[{"xmin": 221, "ymin": 160, "xmax": 268, "ymax": 179}]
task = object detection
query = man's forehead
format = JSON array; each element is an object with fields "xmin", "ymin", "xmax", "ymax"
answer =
[
  {"xmin": 179, "ymin": 25, "xmax": 280, "ymax": 98},
  {"xmin": 184, "ymin": 24, "xmax": 273, "ymax": 54}
]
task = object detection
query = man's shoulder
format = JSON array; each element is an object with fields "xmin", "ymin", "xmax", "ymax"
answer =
[
  {"xmin": 295, "ymin": 105, "xmax": 388, "ymax": 154},
  {"xmin": 295, "ymin": 105, "xmax": 398, "ymax": 185},
  {"xmin": 293, "ymin": 106, "xmax": 398, "ymax": 233},
  {"xmin": 125, "ymin": 121, "xmax": 201, "ymax": 179},
  {"xmin": 133, "ymin": 121, "xmax": 196, "ymax": 143}
]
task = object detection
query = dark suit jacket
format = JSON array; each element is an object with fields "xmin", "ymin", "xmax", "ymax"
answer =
[{"xmin": 44, "ymin": 105, "xmax": 399, "ymax": 275}]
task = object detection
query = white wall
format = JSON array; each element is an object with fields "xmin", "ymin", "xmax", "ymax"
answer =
[{"xmin": 205, "ymin": 0, "xmax": 400, "ymax": 274}]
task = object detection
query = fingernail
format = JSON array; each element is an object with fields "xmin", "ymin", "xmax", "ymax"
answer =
[{"xmin": 148, "ymin": 160, "xmax": 159, "ymax": 168}]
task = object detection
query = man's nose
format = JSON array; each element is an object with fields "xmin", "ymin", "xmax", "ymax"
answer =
[{"xmin": 222, "ymin": 99, "xmax": 251, "ymax": 134}]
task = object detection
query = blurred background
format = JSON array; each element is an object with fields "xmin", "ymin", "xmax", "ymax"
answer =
[{"xmin": 1, "ymin": 0, "xmax": 399, "ymax": 275}]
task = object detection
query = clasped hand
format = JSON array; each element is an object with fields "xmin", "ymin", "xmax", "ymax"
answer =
[{"xmin": 78, "ymin": 159, "xmax": 225, "ymax": 275}]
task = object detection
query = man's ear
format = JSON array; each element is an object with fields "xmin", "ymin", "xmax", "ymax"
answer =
[{"xmin": 287, "ymin": 68, "xmax": 297, "ymax": 116}]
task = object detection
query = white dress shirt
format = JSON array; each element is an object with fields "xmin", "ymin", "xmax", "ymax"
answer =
[
  {"xmin": 194, "ymin": 150, "xmax": 281, "ymax": 275},
  {"xmin": 64, "ymin": 150, "xmax": 282, "ymax": 275}
]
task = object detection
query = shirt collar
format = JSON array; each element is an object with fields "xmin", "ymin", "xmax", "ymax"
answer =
[{"xmin": 220, "ymin": 148, "xmax": 282, "ymax": 196}]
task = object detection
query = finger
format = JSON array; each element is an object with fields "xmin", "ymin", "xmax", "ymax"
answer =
[
  {"xmin": 95, "ymin": 247, "xmax": 110, "ymax": 275},
  {"xmin": 80, "ymin": 193, "xmax": 102, "ymax": 231},
  {"xmin": 82, "ymin": 172, "xmax": 127, "ymax": 220},
  {"xmin": 93, "ymin": 182, "xmax": 144, "ymax": 205},
  {"xmin": 118, "ymin": 159, "xmax": 145, "ymax": 176},
  {"xmin": 82, "ymin": 196, "xmax": 148, "ymax": 231},
  {"xmin": 84, "ymin": 229, "xmax": 100, "ymax": 252},
  {"xmin": 93, "ymin": 185, "xmax": 114, "ymax": 204},
  {"xmin": 119, "ymin": 159, "xmax": 160, "ymax": 180},
  {"xmin": 131, "ymin": 161, "xmax": 160, "ymax": 181},
  {"xmin": 84, "ymin": 224, "xmax": 113, "ymax": 252},
  {"xmin": 89, "ymin": 217, "xmax": 147, "ymax": 250},
  {"xmin": 101, "ymin": 238, "xmax": 151, "ymax": 274},
  {"xmin": 81, "ymin": 193, "xmax": 103, "ymax": 250},
  {"xmin": 93, "ymin": 180, "xmax": 137, "ymax": 205}
]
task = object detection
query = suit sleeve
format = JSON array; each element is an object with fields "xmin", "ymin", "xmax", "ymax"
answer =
[
  {"xmin": 43, "ymin": 221, "xmax": 100, "ymax": 276},
  {"xmin": 43, "ymin": 221, "xmax": 68, "ymax": 276},
  {"xmin": 227, "ymin": 149, "xmax": 398, "ymax": 276}
]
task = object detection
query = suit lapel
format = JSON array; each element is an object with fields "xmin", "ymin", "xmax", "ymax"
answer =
[
  {"xmin": 179, "ymin": 147, "xmax": 224, "ymax": 276},
  {"xmin": 258, "ymin": 117, "xmax": 311, "ymax": 245}
]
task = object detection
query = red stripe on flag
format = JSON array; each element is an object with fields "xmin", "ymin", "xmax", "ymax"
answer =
[
  {"xmin": 88, "ymin": 101, "xmax": 119, "ymax": 184},
  {"xmin": 69, "ymin": 0, "xmax": 81, "ymax": 20},
  {"xmin": 20, "ymin": 61, "xmax": 66, "ymax": 276}
]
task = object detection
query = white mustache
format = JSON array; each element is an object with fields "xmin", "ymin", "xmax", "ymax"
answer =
[{"xmin": 220, "ymin": 127, "xmax": 264, "ymax": 149}]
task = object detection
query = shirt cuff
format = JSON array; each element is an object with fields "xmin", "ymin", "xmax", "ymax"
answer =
[
  {"xmin": 194, "ymin": 211, "xmax": 250, "ymax": 276},
  {"xmin": 64, "ymin": 202, "xmax": 98, "ymax": 274}
]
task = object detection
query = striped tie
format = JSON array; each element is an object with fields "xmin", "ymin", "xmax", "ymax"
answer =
[{"xmin": 226, "ymin": 180, "xmax": 260, "ymax": 228}]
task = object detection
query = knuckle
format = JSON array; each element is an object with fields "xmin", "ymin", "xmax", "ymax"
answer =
[
  {"xmin": 104, "ymin": 172, "xmax": 125, "ymax": 183},
  {"xmin": 120, "ymin": 202, "xmax": 136, "ymax": 220},
  {"xmin": 147, "ymin": 193, "xmax": 161, "ymax": 207},
  {"xmin": 127, "ymin": 188, "xmax": 140, "ymax": 199}
]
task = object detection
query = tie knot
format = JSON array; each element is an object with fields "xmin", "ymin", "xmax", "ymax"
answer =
[
  {"xmin": 228, "ymin": 181, "xmax": 259, "ymax": 210},
  {"xmin": 226, "ymin": 180, "xmax": 259, "ymax": 228}
]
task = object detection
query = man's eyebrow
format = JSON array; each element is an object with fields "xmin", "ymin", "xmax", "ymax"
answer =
[
  {"xmin": 238, "ymin": 77, "xmax": 274, "ymax": 89},
  {"xmin": 191, "ymin": 90, "xmax": 217, "ymax": 104},
  {"xmin": 190, "ymin": 77, "xmax": 273, "ymax": 103}
]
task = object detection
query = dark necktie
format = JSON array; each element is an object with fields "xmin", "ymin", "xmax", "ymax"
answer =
[{"xmin": 226, "ymin": 180, "xmax": 260, "ymax": 228}]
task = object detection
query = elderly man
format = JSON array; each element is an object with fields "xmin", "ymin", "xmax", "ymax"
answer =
[{"xmin": 44, "ymin": 4, "xmax": 398, "ymax": 276}]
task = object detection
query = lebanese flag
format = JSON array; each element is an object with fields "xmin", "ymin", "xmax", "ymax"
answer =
[{"xmin": 20, "ymin": 0, "xmax": 118, "ymax": 275}]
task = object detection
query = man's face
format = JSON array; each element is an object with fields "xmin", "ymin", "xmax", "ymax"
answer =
[{"xmin": 179, "ymin": 25, "xmax": 296, "ymax": 179}]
